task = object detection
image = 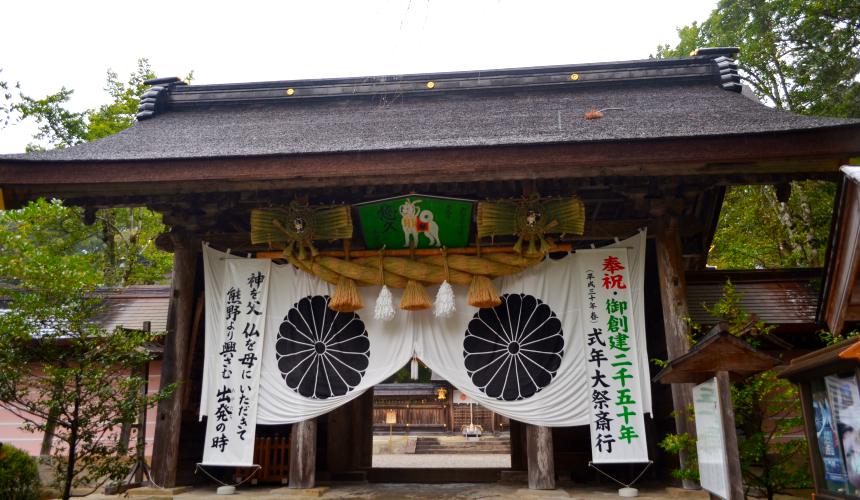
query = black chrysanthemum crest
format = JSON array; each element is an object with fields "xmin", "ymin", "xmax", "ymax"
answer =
[
  {"xmin": 463, "ymin": 293, "xmax": 564, "ymax": 401},
  {"xmin": 276, "ymin": 295, "xmax": 370, "ymax": 399}
]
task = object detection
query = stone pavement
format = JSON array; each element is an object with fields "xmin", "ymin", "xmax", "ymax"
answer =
[
  {"xmin": 371, "ymin": 453, "xmax": 511, "ymax": 468},
  {"xmin": 114, "ymin": 483, "xmax": 713, "ymax": 500}
]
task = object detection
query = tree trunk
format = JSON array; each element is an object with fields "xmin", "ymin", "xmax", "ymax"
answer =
[
  {"xmin": 63, "ymin": 375, "xmax": 81, "ymax": 500},
  {"xmin": 763, "ymin": 186, "xmax": 804, "ymax": 265},
  {"xmin": 101, "ymin": 210, "xmax": 117, "ymax": 286},
  {"xmin": 795, "ymin": 182, "xmax": 820, "ymax": 266}
]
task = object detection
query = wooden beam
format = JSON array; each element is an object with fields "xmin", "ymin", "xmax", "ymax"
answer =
[
  {"xmin": 526, "ymin": 424, "xmax": 556, "ymax": 490},
  {"xmin": 822, "ymin": 179, "xmax": 860, "ymax": 334},
  {"xmin": 655, "ymin": 217, "xmax": 698, "ymax": 490},
  {"xmin": 1, "ymin": 127, "xmax": 856, "ymax": 200},
  {"xmin": 289, "ymin": 418, "xmax": 317, "ymax": 489},
  {"xmin": 150, "ymin": 231, "xmax": 198, "ymax": 487}
]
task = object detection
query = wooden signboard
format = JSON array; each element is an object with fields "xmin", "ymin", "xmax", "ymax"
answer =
[
  {"xmin": 355, "ymin": 195, "xmax": 474, "ymax": 250},
  {"xmin": 694, "ymin": 377, "xmax": 731, "ymax": 499}
]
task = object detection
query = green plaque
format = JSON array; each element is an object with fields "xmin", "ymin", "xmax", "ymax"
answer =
[{"xmin": 356, "ymin": 195, "xmax": 475, "ymax": 250}]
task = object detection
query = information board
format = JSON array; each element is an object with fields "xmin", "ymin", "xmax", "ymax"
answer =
[{"xmin": 693, "ymin": 377, "xmax": 730, "ymax": 499}]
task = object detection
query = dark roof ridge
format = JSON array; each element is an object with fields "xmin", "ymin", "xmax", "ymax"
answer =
[{"xmin": 137, "ymin": 52, "xmax": 740, "ymax": 120}]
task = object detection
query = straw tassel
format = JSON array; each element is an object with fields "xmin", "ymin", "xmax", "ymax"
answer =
[
  {"xmin": 330, "ymin": 240, "xmax": 363, "ymax": 313},
  {"xmin": 330, "ymin": 275, "xmax": 363, "ymax": 312},
  {"xmin": 400, "ymin": 279, "xmax": 432, "ymax": 311},
  {"xmin": 468, "ymin": 275, "xmax": 501, "ymax": 308}
]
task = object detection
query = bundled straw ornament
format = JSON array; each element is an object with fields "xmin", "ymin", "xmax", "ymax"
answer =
[
  {"xmin": 400, "ymin": 247, "xmax": 432, "ymax": 311},
  {"xmin": 400, "ymin": 279, "xmax": 432, "ymax": 311},
  {"xmin": 476, "ymin": 195, "xmax": 585, "ymax": 256},
  {"xmin": 250, "ymin": 200, "xmax": 353, "ymax": 260},
  {"xmin": 433, "ymin": 248, "xmax": 456, "ymax": 318},
  {"xmin": 468, "ymin": 275, "xmax": 501, "ymax": 308},
  {"xmin": 329, "ymin": 241, "xmax": 363, "ymax": 312}
]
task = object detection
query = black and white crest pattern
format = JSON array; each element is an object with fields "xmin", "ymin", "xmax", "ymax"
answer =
[
  {"xmin": 276, "ymin": 295, "xmax": 370, "ymax": 399},
  {"xmin": 463, "ymin": 294, "xmax": 564, "ymax": 401}
]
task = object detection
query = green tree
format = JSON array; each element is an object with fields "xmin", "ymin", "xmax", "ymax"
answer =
[
  {"xmin": 0, "ymin": 200, "xmax": 174, "ymax": 499},
  {"xmin": 655, "ymin": 0, "xmax": 860, "ymax": 117},
  {"xmin": 11, "ymin": 59, "xmax": 178, "ymax": 286},
  {"xmin": 0, "ymin": 68, "xmax": 19, "ymax": 129},
  {"xmin": 656, "ymin": 0, "xmax": 859, "ymax": 269},
  {"xmin": 710, "ymin": 181, "xmax": 836, "ymax": 269}
]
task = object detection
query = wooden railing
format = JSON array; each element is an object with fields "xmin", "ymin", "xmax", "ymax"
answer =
[
  {"xmin": 373, "ymin": 403, "xmax": 448, "ymax": 430},
  {"xmin": 236, "ymin": 436, "xmax": 290, "ymax": 484}
]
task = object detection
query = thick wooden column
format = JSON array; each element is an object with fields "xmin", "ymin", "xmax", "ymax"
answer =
[
  {"xmin": 716, "ymin": 371, "xmax": 744, "ymax": 500},
  {"xmin": 655, "ymin": 218, "xmax": 697, "ymax": 489},
  {"xmin": 526, "ymin": 424, "xmax": 556, "ymax": 490},
  {"xmin": 289, "ymin": 418, "xmax": 317, "ymax": 488},
  {"xmin": 151, "ymin": 232, "xmax": 198, "ymax": 487},
  {"xmin": 509, "ymin": 420, "xmax": 526, "ymax": 470}
]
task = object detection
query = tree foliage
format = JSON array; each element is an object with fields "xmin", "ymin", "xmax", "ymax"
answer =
[
  {"xmin": 0, "ymin": 200, "xmax": 174, "ymax": 499},
  {"xmin": 710, "ymin": 181, "xmax": 836, "ymax": 269},
  {"xmin": 655, "ymin": 0, "xmax": 860, "ymax": 117},
  {"xmin": 7, "ymin": 59, "xmax": 174, "ymax": 286},
  {"xmin": 656, "ymin": 1, "xmax": 858, "ymax": 269},
  {"xmin": 0, "ymin": 61, "xmax": 186, "ymax": 498},
  {"xmin": 0, "ymin": 68, "xmax": 19, "ymax": 129},
  {"xmin": 12, "ymin": 58, "xmax": 190, "ymax": 151}
]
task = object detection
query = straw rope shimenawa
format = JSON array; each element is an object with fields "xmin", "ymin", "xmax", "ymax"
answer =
[
  {"xmin": 250, "ymin": 198, "xmax": 583, "ymax": 311},
  {"xmin": 258, "ymin": 245, "xmax": 572, "ymax": 309}
]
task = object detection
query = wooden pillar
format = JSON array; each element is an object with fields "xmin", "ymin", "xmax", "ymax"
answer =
[
  {"xmin": 526, "ymin": 424, "xmax": 556, "ymax": 490},
  {"xmin": 289, "ymin": 418, "xmax": 317, "ymax": 489},
  {"xmin": 355, "ymin": 390, "xmax": 374, "ymax": 470},
  {"xmin": 509, "ymin": 419, "xmax": 527, "ymax": 470},
  {"xmin": 655, "ymin": 218, "xmax": 698, "ymax": 489},
  {"xmin": 716, "ymin": 371, "xmax": 744, "ymax": 500},
  {"xmin": 327, "ymin": 403, "xmax": 351, "ymax": 475},
  {"xmin": 151, "ymin": 232, "xmax": 197, "ymax": 487}
]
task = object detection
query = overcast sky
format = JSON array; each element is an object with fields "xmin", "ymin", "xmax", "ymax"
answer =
[{"xmin": 0, "ymin": 0, "xmax": 716, "ymax": 153}]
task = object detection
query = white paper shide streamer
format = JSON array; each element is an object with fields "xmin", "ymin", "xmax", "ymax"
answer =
[
  {"xmin": 374, "ymin": 285, "xmax": 396, "ymax": 321},
  {"xmin": 433, "ymin": 280, "xmax": 456, "ymax": 318}
]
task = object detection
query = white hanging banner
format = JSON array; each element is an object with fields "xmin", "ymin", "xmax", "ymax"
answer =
[
  {"xmin": 255, "ymin": 263, "xmax": 415, "ymax": 424},
  {"xmin": 414, "ymin": 231, "xmax": 649, "ymax": 428},
  {"xmin": 200, "ymin": 230, "xmax": 650, "ymax": 460},
  {"xmin": 414, "ymin": 255, "xmax": 589, "ymax": 426},
  {"xmin": 607, "ymin": 229, "xmax": 652, "ymax": 415},
  {"xmin": 576, "ymin": 247, "xmax": 649, "ymax": 463},
  {"xmin": 201, "ymin": 250, "xmax": 271, "ymax": 467}
]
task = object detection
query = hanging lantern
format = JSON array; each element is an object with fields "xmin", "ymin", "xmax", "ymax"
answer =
[{"xmin": 436, "ymin": 387, "xmax": 448, "ymax": 401}]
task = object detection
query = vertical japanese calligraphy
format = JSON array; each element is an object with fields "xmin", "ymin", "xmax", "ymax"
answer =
[
  {"xmin": 577, "ymin": 248, "xmax": 649, "ymax": 464},
  {"xmin": 202, "ymin": 258, "xmax": 271, "ymax": 467}
]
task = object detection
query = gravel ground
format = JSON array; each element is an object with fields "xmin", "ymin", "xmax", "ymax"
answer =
[{"xmin": 372, "ymin": 453, "xmax": 511, "ymax": 468}]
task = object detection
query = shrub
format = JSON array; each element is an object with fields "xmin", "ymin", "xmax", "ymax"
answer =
[{"xmin": 0, "ymin": 443, "xmax": 41, "ymax": 500}]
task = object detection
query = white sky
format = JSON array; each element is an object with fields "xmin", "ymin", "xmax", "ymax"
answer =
[{"xmin": 0, "ymin": 0, "xmax": 716, "ymax": 153}]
